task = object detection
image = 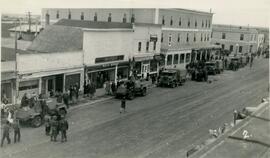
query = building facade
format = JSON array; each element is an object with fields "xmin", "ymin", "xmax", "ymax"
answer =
[
  {"xmin": 41, "ymin": 8, "xmax": 215, "ymax": 70},
  {"xmin": 211, "ymin": 24, "xmax": 259, "ymax": 55}
]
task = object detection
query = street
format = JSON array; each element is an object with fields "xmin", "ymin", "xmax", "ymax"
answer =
[{"xmin": 0, "ymin": 58, "xmax": 269, "ymax": 158}]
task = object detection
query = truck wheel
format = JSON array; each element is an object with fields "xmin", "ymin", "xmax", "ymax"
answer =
[
  {"xmin": 59, "ymin": 108, "xmax": 67, "ymax": 116},
  {"xmin": 32, "ymin": 116, "xmax": 42, "ymax": 128},
  {"xmin": 141, "ymin": 88, "xmax": 147, "ymax": 96}
]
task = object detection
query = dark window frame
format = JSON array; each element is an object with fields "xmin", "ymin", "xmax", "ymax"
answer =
[
  {"xmin": 173, "ymin": 54, "xmax": 179, "ymax": 64},
  {"xmin": 146, "ymin": 41, "xmax": 149, "ymax": 51},
  {"xmin": 138, "ymin": 42, "xmax": 142, "ymax": 52}
]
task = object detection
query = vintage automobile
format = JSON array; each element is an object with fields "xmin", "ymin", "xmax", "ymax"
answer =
[
  {"xmin": 205, "ymin": 61, "xmax": 218, "ymax": 75},
  {"xmin": 15, "ymin": 96, "xmax": 67, "ymax": 127},
  {"xmin": 158, "ymin": 68, "xmax": 187, "ymax": 88},
  {"xmin": 228, "ymin": 57, "xmax": 240, "ymax": 71},
  {"xmin": 187, "ymin": 62, "xmax": 208, "ymax": 82},
  {"xmin": 115, "ymin": 78, "xmax": 151, "ymax": 100},
  {"xmin": 215, "ymin": 60, "xmax": 224, "ymax": 73}
]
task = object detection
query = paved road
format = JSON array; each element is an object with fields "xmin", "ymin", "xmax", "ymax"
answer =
[{"xmin": 1, "ymin": 58, "xmax": 269, "ymax": 158}]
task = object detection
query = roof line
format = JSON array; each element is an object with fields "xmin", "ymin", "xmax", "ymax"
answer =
[{"xmin": 82, "ymin": 28, "xmax": 134, "ymax": 32}]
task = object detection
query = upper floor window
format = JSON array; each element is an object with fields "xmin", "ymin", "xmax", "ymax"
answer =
[
  {"xmin": 123, "ymin": 13, "xmax": 127, "ymax": 23},
  {"xmin": 240, "ymin": 34, "xmax": 244, "ymax": 40},
  {"xmin": 179, "ymin": 17, "xmax": 181, "ymax": 26},
  {"xmin": 195, "ymin": 20, "xmax": 197, "ymax": 28},
  {"xmin": 146, "ymin": 41, "xmax": 149, "ymax": 51},
  {"xmin": 168, "ymin": 34, "xmax": 172, "ymax": 46},
  {"xmin": 138, "ymin": 42, "xmax": 142, "ymax": 52},
  {"xmin": 153, "ymin": 41, "xmax": 157, "ymax": 51},
  {"xmin": 230, "ymin": 45, "xmax": 234, "ymax": 51},
  {"xmin": 202, "ymin": 20, "xmax": 204, "ymax": 27},
  {"xmin": 108, "ymin": 13, "xmax": 112, "ymax": 22},
  {"xmin": 201, "ymin": 33, "xmax": 203, "ymax": 41},
  {"xmin": 186, "ymin": 33, "xmax": 189, "ymax": 42},
  {"xmin": 56, "ymin": 10, "xmax": 59, "ymax": 19},
  {"xmin": 205, "ymin": 20, "xmax": 207, "ymax": 28},
  {"xmin": 94, "ymin": 12, "xmax": 97, "ymax": 21},
  {"xmin": 81, "ymin": 12, "xmax": 84, "ymax": 20},
  {"xmin": 222, "ymin": 33, "xmax": 226, "ymax": 39},
  {"xmin": 170, "ymin": 16, "xmax": 173, "ymax": 26},
  {"xmin": 162, "ymin": 16, "xmax": 165, "ymax": 25},
  {"xmin": 239, "ymin": 46, "xmax": 243, "ymax": 53},
  {"xmin": 188, "ymin": 18, "xmax": 190, "ymax": 27},
  {"xmin": 131, "ymin": 14, "xmax": 135, "ymax": 23},
  {"xmin": 207, "ymin": 34, "xmax": 210, "ymax": 41},
  {"xmin": 221, "ymin": 44, "xmax": 225, "ymax": 49},
  {"xmin": 68, "ymin": 10, "xmax": 71, "ymax": 19},
  {"xmin": 211, "ymin": 32, "xmax": 213, "ymax": 38},
  {"xmin": 177, "ymin": 33, "xmax": 180, "ymax": 42},
  {"xmin": 161, "ymin": 33, "xmax": 163, "ymax": 43},
  {"xmin": 194, "ymin": 34, "xmax": 196, "ymax": 42},
  {"xmin": 208, "ymin": 20, "xmax": 211, "ymax": 28},
  {"xmin": 204, "ymin": 34, "xmax": 207, "ymax": 41}
]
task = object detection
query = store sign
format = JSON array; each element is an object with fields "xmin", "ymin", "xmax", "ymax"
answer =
[
  {"xmin": 150, "ymin": 35, "xmax": 158, "ymax": 42},
  {"xmin": 95, "ymin": 55, "xmax": 124, "ymax": 64}
]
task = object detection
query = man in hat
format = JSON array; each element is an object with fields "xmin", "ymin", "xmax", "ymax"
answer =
[
  {"xmin": 50, "ymin": 115, "xmax": 59, "ymax": 142},
  {"xmin": 1, "ymin": 121, "xmax": 11, "ymax": 147},
  {"xmin": 59, "ymin": 116, "xmax": 69, "ymax": 142},
  {"xmin": 13, "ymin": 119, "xmax": 21, "ymax": 143}
]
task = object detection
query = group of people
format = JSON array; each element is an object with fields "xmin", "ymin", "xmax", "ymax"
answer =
[
  {"xmin": 83, "ymin": 81, "xmax": 96, "ymax": 99},
  {"xmin": 104, "ymin": 80, "xmax": 117, "ymax": 95},
  {"xmin": 1, "ymin": 119, "xmax": 21, "ymax": 147},
  {"xmin": 44, "ymin": 115, "xmax": 69, "ymax": 142}
]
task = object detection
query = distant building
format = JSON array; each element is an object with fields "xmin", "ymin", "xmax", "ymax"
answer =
[
  {"xmin": 211, "ymin": 24, "xmax": 259, "ymax": 55},
  {"xmin": 9, "ymin": 24, "xmax": 43, "ymax": 41},
  {"xmin": 255, "ymin": 27, "xmax": 269, "ymax": 55}
]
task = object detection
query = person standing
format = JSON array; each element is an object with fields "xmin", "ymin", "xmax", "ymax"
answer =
[
  {"xmin": 50, "ymin": 116, "xmax": 59, "ymax": 142},
  {"xmin": 250, "ymin": 54, "xmax": 254, "ymax": 69},
  {"xmin": 44, "ymin": 115, "xmax": 51, "ymax": 136},
  {"xmin": 1, "ymin": 121, "xmax": 11, "ymax": 147},
  {"xmin": 74, "ymin": 83, "xmax": 80, "ymax": 101},
  {"xmin": 111, "ymin": 82, "xmax": 116, "ymax": 95},
  {"xmin": 63, "ymin": 90, "xmax": 70, "ymax": 108},
  {"xmin": 59, "ymin": 116, "xmax": 69, "ymax": 142},
  {"xmin": 13, "ymin": 119, "xmax": 21, "ymax": 143},
  {"xmin": 120, "ymin": 97, "xmax": 126, "ymax": 114}
]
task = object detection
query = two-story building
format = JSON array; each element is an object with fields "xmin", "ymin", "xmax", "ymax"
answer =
[
  {"xmin": 211, "ymin": 24, "xmax": 258, "ymax": 55},
  {"xmin": 41, "ymin": 8, "xmax": 215, "ymax": 70}
]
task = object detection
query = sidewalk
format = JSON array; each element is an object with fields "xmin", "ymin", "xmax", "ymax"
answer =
[{"xmin": 192, "ymin": 101, "xmax": 270, "ymax": 158}]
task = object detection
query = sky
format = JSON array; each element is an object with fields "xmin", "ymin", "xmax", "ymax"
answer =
[{"xmin": 0, "ymin": 0, "xmax": 269, "ymax": 27}]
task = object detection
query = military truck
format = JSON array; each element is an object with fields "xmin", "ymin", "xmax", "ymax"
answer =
[
  {"xmin": 205, "ymin": 61, "xmax": 218, "ymax": 75},
  {"xmin": 158, "ymin": 69, "xmax": 187, "ymax": 88},
  {"xmin": 115, "ymin": 78, "xmax": 151, "ymax": 100}
]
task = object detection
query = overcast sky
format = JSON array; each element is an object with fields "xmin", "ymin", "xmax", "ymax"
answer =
[{"xmin": 1, "ymin": 0, "xmax": 269, "ymax": 27}]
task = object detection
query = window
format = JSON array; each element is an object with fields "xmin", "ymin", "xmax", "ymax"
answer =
[
  {"xmin": 131, "ymin": 14, "xmax": 135, "ymax": 23},
  {"xmin": 239, "ymin": 46, "xmax": 243, "ymax": 53},
  {"xmin": 56, "ymin": 10, "xmax": 59, "ymax": 19},
  {"xmin": 221, "ymin": 44, "xmax": 225, "ymax": 49},
  {"xmin": 194, "ymin": 34, "xmax": 196, "ymax": 42},
  {"xmin": 230, "ymin": 45, "xmax": 234, "ymax": 51},
  {"xmin": 205, "ymin": 20, "xmax": 207, "ymax": 28},
  {"xmin": 240, "ymin": 34, "xmax": 244, "ymax": 40},
  {"xmin": 81, "ymin": 12, "xmax": 84, "ymax": 20},
  {"xmin": 123, "ymin": 13, "xmax": 127, "ymax": 23},
  {"xmin": 195, "ymin": 20, "xmax": 197, "ymax": 27},
  {"xmin": 161, "ymin": 33, "xmax": 163, "ymax": 43},
  {"xmin": 153, "ymin": 41, "xmax": 156, "ymax": 51},
  {"xmin": 251, "ymin": 35, "xmax": 253, "ymax": 41},
  {"xmin": 168, "ymin": 34, "xmax": 172, "ymax": 46},
  {"xmin": 211, "ymin": 32, "xmax": 213, "ymax": 38},
  {"xmin": 173, "ymin": 54, "xmax": 179, "ymax": 64},
  {"xmin": 179, "ymin": 17, "xmax": 181, "ymax": 26},
  {"xmin": 201, "ymin": 33, "xmax": 203, "ymax": 41},
  {"xmin": 146, "ymin": 41, "xmax": 149, "ymax": 51},
  {"xmin": 162, "ymin": 16, "xmax": 165, "ymax": 25},
  {"xmin": 222, "ymin": 33, "xmax": 226, "ymax": 39},
  {"xmin": 94, "ymin": 12, "xmax": 97, "ymax": 21},
  {"xmin": 188, "ymin": 18, "xmax": 190, "ymax": 27},
  {"xmin": 202, "ymin": 20, "xmax": 204, "ymax": 27},
  {"xmin": 170, "ymin": 16, "xmax": 173, "ymax": 26},
  {"xmin": 186, "ymin": 33, "xmax": 189, "ymax": 42},
  {"xmin": 167, "ymin": 55, "xmax": 172, "ymax": 65},
  {"xmin": 177, "ymin": 33, "xmax": 180, "ymax": 42},
  {"xmin": 108, "ymin": 13, "xmax": 112, "ymax": 22},
  {"xmin": 68, "ymin": 10, "xmax": 71, "ymax": 19},
  {"xmin": 204, "ymin": 34, "xmax": 206, "ymax": 41},
  {"xmin": 138, "ymin": 42, "xmax": 141, "ymax": 52},
  {"xmin": 186, "ymin": 53, "xmax": 191, "ymax": 63},
  {"xmin": 249, "ymin": 45, "xmax": 253, "ymax": 52},
  {"xmin": 180, "ymin": 54, "xmax": 185, "ymax": 63},
  {"xmin": 207, "ymin": 34, "xmax": 209, "ymax": 41},
  {"xmin": 208, "ymin": 20, "xmax": 211, "ymax": 28}
]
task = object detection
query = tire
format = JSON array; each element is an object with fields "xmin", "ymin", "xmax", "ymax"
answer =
[
  {"xmin": 31, "ymin": 115, "xmax": 42, "ymax": 128},
  {"xmin": 141, "ymin": 88, "xmax": 147, "ymax": 96},
  {"xmin": 59, "ymin": 108, "xmax": 67, "ymax": 116}
]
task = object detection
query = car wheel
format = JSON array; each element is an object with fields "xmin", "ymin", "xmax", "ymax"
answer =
[{"xmin": 32, "ymin": 115, "xmax": 42, "ymax": 128}]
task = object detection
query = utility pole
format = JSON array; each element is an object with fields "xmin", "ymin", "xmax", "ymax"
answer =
[
  {"xmin": 15, "ymin": 19, "xmax": 19, "ymax": 104},
  {"xmin": 27, "ymin": 11, "xmax": 31, "ymax": 32}
]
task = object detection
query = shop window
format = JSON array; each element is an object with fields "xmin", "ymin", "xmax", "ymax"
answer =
[
  {"xmin": 135, "ymin": 62, "xmax": 141, "ymax": 75},
  {"xmin": 81, "ymin": 12, "xmax": 84, "ymax": 20},
  {"xmin": 146, "ymin": 41, "xmax": 149, "ymax": 52},
  {"xmin": 170, "ymin": 16, "xmax": 173, "ymax": 26},
  {"xmin": 153, "ymin": 41, "xmax": 157, "ymax": 51},
  {"xmin": 94, "ymin": 12, "xmax": 97, "ymax": 21},
  {"xmin": 162, "ymin": 16, "xmax": 165, "ymax": 25},
  {"xmin": 131, "ymin": 14, "xmax": 135, "ymax": 23},
  {"xmin": 186, "ymin": 53, "xmax": 191, "ymax": 63},
  {"xmin": 123, "ymin": 13, "xmax": 127, "ymax": 23},
  {"xmin": 117, "ymin": 67, "xmax": 128, "ymax": 79},
  {"xmin": 108, "ymin": 13, "xmax": 112, "ymax": 22},
  {"xmin": 180, "ymin": 54, "xmax": 185, "ymax": 63},
  {"xmin": 186, "ymin": 33, "xmax": 189, "ymax": 42},
  {"xmin": 240, "ymin": 34, "xmax": 244, "ymax": 40},
  {"xmin": 68, "ymin": 10, "xmax": 71, "ymax": 19},
  {"xmin": 179, "ymin": 17, "xmax": 181, "ymax": 26},
  {"xmin": 173, "ymin": 54, "xmax": 179, "ymax": 64},
  {"xmin": 239, "ymin": 46, "xmax": 243, "ymax": 53},
  {"xmin": 177, "ymin": 33, "xmax": 180, "ymax": 43},
  {"xmin": 222, "ymin": 33, "xmax": 226, "ymax": 39},
  {"xmin": 167, "ymin": 55, "xmax": 172, "ymax": 65},
  {"xmin": 56, "ymin": 10, "xmax": 59, "ymax": 19},
  {"xmin": 138, "ymin": 42, "xmax": 141, "ymax": 52},
  {"xmin": 230, "ymin": 45, "xmax": 234, "ymax": 52},
  {"xmin": 65, "ymin": 74, "xmax": 80, "ymax": 90},
  {"xmin": 150, "ymin": 60, "xmax": 158, "ymax": 72},
  {"xmin": 168, "ymin": 34, "xmax": 172, "ymax": 46}
]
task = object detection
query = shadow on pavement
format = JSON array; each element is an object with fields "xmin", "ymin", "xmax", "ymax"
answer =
[{"xmin": 228, "ymin": 136, "xmax": 270, "ymax": 148}]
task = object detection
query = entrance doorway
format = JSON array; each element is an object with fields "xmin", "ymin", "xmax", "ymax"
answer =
[{"xmin": 142, "ymin": 62, "xmax": 150, "ymax": 79}]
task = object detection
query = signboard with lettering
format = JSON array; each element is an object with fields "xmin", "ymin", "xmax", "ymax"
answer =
[{"xmin": 95, "ymin": 55, "xmax": 124, "ymax": 64}]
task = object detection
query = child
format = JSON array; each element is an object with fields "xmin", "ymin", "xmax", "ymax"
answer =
[{"xmin": 120, "ymin": 97, "xmax": 126, "ymax": 114}]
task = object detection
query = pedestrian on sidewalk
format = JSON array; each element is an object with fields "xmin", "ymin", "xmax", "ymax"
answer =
[
  {"xmin": 120, "ymin": 97, "xmax": 126, "ymax": 114},
  {"xmin": 63, "ymin": 90, "xmax": 70, "ymax": 109},
  {"xmin": 74, "ymin": 83, "xmax": 80, "ymax": 102},
  {"xmin": 50, "ymin": 116, "xmax": 59, "ymax": 142},
  {"xmin": 69, "ymin": 85, "xmax": 74, "ymax": 104},
  {"xmin": 13, "ymin": 119, "xmax": 21, "ymax": 143},
  {"xmin": 1, "ymin": 121, "xmax": 11, "ymax": 147},
  {"xmin": 59, "ymin": 116, "xmax": 69, "ymax": 142},
  {"xmin": 89, "ymin": 82, "xmax": 96, "ymax": 99},
  {"xmin": 111, "ymin": 82, "xmax": 116, "ymax": 95},
  {"xmin": 44, "ymin": 115, "xmax": 51, "ymax": 136},
  {"xmin": 250, "ymin": 54, "xmax": 254, "ymax": 69}
]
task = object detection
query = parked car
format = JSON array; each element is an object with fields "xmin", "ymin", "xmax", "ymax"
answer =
[
  {"xmin": 205, "ymin": 61, "xmax": 218, "ymax": 75},
  {"xmin": 228, "ymin": 57, "xmax": 240, "ymax": 71},
  {"xmin": 158, "ymin": 68, "xmax": 186, "ymax": 88},
  {"xmin": 215, "ymin": 60, "xmax": 224, "ymax": 73},
  {"xmin": 115, "ymin": 78, "xmax": 151, "ymax": 100}
]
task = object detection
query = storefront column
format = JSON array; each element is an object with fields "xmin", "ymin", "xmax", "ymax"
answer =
[
  {"xmin": 63, "ymin": 73, "xmax": 66, "ymax": 92},
  {"xmin": 38, "ymin": 77, "xmax": 42, "ymax": 94},
  {"xmin": 114, "ymin": 65, "xmax": 118, "ymax": 84},
  {"xmin": 80, "ymin": 71, "xmax": 84, "ymax": 93}
]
